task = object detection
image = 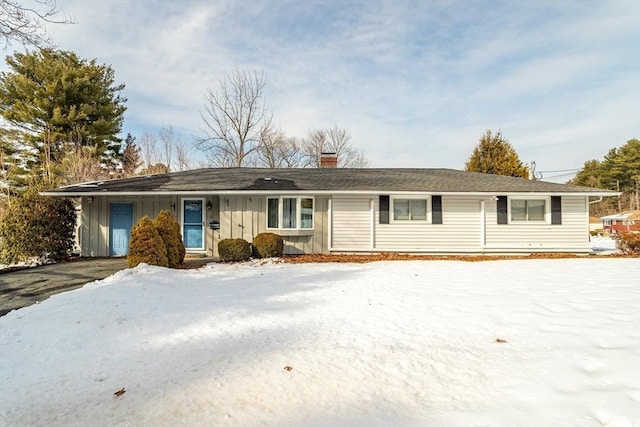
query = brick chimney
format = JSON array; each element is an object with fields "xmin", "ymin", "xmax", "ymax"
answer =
[{"xmin": 320, "ymin": 152, "xmax": 338, "ymax": 168}]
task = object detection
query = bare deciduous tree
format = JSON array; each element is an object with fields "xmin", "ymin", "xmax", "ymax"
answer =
[
  {"xmin": 0, "ymin": 0, "xmax": 73, "ymax": 49},
  {"xmin": 175, "ymin": 142, "xmax": 192, "ymax": 171},
  {"xmin": 158, "ymin": 125, "xmax": 193, "ymax": 171},
  {"xmin": 138, "ymin": 131, "xmax": 161, "ymax": 172},
  {"xmin": 256, "ymin": 127, "xmax": 303, "ymax": 168},
  {"xmin": 158, "ymin": 126, "xmax": 174, "ymax": 171},
  {"xmin": 137, "ymin": 127, "xmax": 194, "ymax": 174},
  {"xmin": 301, "ymin": 126, "xmax": 369, "ymax": 168},
  {"xmin": 59, "ymin": 145, "xmax": 106, "ymax": 184},
  {"xmin": 196, "ymin": 70, "xmax": 273, "ymax": 167}
]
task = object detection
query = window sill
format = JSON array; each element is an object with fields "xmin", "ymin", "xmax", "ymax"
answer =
[
  {"xmin": 508, "ymin": 221, "xmax": 551, "ymax": 225},
  {"xmin": 267, "ymin": 229, "xmax": 314, "ymax": 236}
]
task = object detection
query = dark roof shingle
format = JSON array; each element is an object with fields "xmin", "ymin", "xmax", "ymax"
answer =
[{"xmin": 44, "ymin": 168, "xmax": 617, "ymax": 195}]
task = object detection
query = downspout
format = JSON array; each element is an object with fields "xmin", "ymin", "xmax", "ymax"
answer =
[
  {"xmin": 370, "ymin": 199, "xmax": 375, "ymax": 251},
  {"xmin": 480, "ymin": 200, "xmax": 486, "ymax": 253},
  {"xmin": 327, "ymin": 197, "xmax": 333, "ymax": 253},
  {"xmin": 588, "ymin": 197, "xmax": 603, "ymax": 240}
]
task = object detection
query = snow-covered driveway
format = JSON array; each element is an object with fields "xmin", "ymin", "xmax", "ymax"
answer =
[{"xmin": 1, "ymin": 258, "xmax": 638, "ymax": 426}]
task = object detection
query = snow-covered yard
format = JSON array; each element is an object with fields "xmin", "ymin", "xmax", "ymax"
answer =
[{"xmin": 1, "ymin": 258, "xmax": 639, "ymax": 427}]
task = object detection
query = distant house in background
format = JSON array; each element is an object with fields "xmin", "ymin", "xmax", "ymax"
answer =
[
  {"xmin": 600, "ymin": 211, "xmax": 640, "ymax": 234},
  {"xmin": 589, "ymin": 216, "xmax": 603, "ymax": 234},
  {"xmin": 43, "ymin": 155, "xmax": 618, "ymax": 257}
]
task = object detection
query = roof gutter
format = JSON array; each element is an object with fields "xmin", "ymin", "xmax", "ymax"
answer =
[
  {"xmin": 588, "ymin": 196, "xmax": 604, "ymax": 204},
  {"xmin": 41, "ymin": 190, "xmax": 622, "ymax": 197}
]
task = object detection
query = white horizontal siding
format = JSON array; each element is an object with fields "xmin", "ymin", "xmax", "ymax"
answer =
[
  {"xmin": 375, "ymin": 196, "xmax": 481, "ymax": 252},
  {"xmin": 485, "ymin": 196, "xmax": 589, "ymax": 251},
  {"xmin": 331, "ymin": 196, "xmax": 372, "ymax": 250}
]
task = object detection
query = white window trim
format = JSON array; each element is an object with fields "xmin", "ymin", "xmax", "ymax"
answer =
[
  {"xmin": 508, "ymin": 196, "xmax": 551, "ymax": 224},
  {"xmin": 390, "ymin": 195, "xmax": 431, "ymax": 223},
  {"xmin": 266, "ymin": 196, "xmax": 315, "ymax": 231}
]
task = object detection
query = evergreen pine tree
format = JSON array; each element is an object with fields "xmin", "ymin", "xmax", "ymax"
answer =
[
  {"xmin": 465, "ymin": 130, "xmax": 529, "ymax": 178},
  {"xmin": 0, "ymin": 49, "xmax": 127, "ymax": 185},
  {"xmin": 122, "ymin": 133, "xmax": 142, "ymax": 177}
]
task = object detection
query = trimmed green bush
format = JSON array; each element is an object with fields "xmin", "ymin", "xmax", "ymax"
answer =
[
  {"xmin": 127, "ymin": 216, "xmax": 168, "ymax": 268},
  {"xmin": 252, "ymin": 232, "xmax": 284, "ymax": 258},
  {"xmin": 152, "ymin": 210, "xmax": 185, "ymax": 267},
  {"xmin": 0, "ymin": 186, "xmax": 76, "ymax": 263},
  {"xmin": 616, "ymin": 232, "xmax": 640, "ymax": 255},
  {"xmin": 218, "ymin": 238, "xmax": 252, "ymax": 262}
]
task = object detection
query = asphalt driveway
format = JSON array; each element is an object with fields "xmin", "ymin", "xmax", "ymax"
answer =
[
  {"xmin": 0, "ymin": 257, "xmax": 219, "ymax": 317},
  {"xmin": 0, "ymin": 258, "xmax": 128, "ymax": 317}
]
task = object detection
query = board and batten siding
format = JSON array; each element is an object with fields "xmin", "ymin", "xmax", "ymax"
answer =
[
  {"xmin": 484, "ymin": 196, "xmax": 590, "ymax": 252},
  {"xmin": 219, "ymin": 195, "xmax": 329, "ymax": 255},
  {"xmin": 80, "ymin": 194, "xmax": 175, "ymax": 257}
]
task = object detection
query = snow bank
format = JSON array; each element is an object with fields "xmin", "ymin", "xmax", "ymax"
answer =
[
  {"xmin": 590, "ymin": 235, "xmax": 619, "ymax": 255},
  {"xmin": 1, "ymin": 259, "xmax": 639, "ymax": 426}
]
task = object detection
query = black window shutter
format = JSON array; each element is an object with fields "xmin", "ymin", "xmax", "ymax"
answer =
[
  {"xmin": 497, "ymin": 196, "xmax": 508, "ymax": 224},
  {"xmin": 432, "ymin": 195, "xmax": 442, "ymax": 224},
  {"xmin": 551, "ymin": 196, "xmax": 562, "ymax": 225},
  {"xmin": 379, "ymin": 195, "xmax": 389, "ymax": 224}
]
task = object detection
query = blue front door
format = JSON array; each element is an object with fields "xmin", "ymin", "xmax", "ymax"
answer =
[
  {"xmin": 109, "ymin": 203, "xmax": 133, "ymax": 256},
  {"xmin": 183, "ymin": 199, "xmax": 204, "ymax": 250}
]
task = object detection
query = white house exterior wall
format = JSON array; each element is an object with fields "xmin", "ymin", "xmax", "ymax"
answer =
[
  {"xmin": 484, "ymin": 195, "xmax": 589, "ymax": 252},
  {"xmin": 330, "ymin": 195, "xmax": 591, "ymax": 254},
  {"xmin": 331, "ymin": 195, "xmax": 483, "ymax": 253},
  {"xmin": 375, "ymin": 196, "xmax": 482, "ymax": 252},
  {"xmin": 79, "ymin": 193, "xmax": 591, "ymax": 257},
  {"xmin": 331, "ymin": 196, "xmax": 373, "ymax": 250}
]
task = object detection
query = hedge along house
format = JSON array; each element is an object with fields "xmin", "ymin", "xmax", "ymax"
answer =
[{"xmin": 42, "ymin": 164, "xmax": 617, "ymax": 257}]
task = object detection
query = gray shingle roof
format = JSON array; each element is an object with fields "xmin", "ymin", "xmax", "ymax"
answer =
[{"xmin": 44, "ymin": 168, "xmax": 617, "ymax": 195}]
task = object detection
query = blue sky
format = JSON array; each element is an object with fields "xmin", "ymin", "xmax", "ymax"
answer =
[{"xmin": 3, "ymin": 0, "xmax": 639, "ymax": 181}]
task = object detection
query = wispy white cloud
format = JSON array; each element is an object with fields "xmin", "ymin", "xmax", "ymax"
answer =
[{"xmin": 2, "ymin": 0, "xmax": 637, "ymax": 179}]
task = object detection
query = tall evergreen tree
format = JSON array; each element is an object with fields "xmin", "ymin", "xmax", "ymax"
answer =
[
  {"xmin": 570, "ymin": 159, "xmax": 603, "ymax": 188},
  {"xmin": 465, "ymin": 130, "xmax": 529, "ymax": 178},
  {"xmin": 122, "ymin": 133, "xmax": 142, "ymax": 177},
  {"xmin": 571, "ymin": 139, "xmax": 640, "ymax": 192},
  {"xmin": 569, "ymin": 139, "xmax": 640, "ymax": 213},
  {"xmin": 0, "ymin": 126, "xmax": 28, "ymax": 191},
  {"xmin": 0, "ymin": 49, "xmax": 126, "ymax": 186},
  {"xmin": 599, "ymin": 139, "xmax": 640, "ymax": 192}
]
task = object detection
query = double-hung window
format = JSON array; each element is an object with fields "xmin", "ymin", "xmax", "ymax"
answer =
[
  {"xmin": 510, "ymin": 199, "xmax": 546, "ymax": 222},
  {"xmin": 267, "ymin": 197, "xmax": 314, "ymax": 230},
  {"xmin": 392, "ymin": 198, "xmax": 428, "ymax": 221}
]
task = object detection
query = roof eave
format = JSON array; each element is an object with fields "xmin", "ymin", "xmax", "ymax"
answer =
[{"xmin": 41, "ymin": 190, "xmax": 621, "ymax": 197}]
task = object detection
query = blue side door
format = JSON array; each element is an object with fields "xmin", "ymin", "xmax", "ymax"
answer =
[
  {"xmin": 109, "ymin": 203, "xmax": 133, "ymax": 256},
  {"xmin": 183, "ymin": 199, "xmax": 204, "ymax": 250}
]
